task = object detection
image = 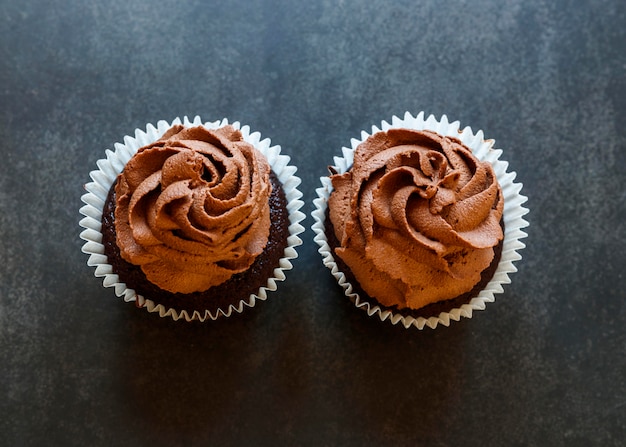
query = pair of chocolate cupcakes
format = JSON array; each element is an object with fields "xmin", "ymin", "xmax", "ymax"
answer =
[{"xmin": 79, "ymin": 113, "xmax": 528, "ymax": 329}]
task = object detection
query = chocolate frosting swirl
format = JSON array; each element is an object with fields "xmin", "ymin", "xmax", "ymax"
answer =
[
  {"xmin": 328, "ymin": 129, "xmax": 504, "ymax": 310},
  {"xmin": 114, "ymin": 125, "xmax": 271, "ymax": 294}
]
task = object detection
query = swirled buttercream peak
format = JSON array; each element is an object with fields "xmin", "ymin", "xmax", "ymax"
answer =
[
  {"xmin": 328, "ymin": 129, "xmax": 503, "ymax": 310},
  {"xmin": 114, "ymin": 125, "xmax": 271, "ymax": 294}
]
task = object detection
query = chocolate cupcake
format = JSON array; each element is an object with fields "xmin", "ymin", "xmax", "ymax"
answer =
[
  {"xmin": 80, "ymin": 116, "xmax": 305, "ymax": 322},
  {"xmin": 312, "ymin": 112, "xmax": 529, "ymax": 329}
]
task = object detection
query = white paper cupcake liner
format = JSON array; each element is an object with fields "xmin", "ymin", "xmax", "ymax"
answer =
[
  {"xmin": 79, "ymin": 116, "xmax": 305, "ymax": 322},
  {"xmin": 312, "ymin": 111, "xmax": 529, "ymax": 330}
]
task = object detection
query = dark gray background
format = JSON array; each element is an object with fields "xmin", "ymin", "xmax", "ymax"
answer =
[{"xmin": 1, "ymin": 0, "xmax": 625, "ymax": 446}]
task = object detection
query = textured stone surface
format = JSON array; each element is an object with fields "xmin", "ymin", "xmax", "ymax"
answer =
[{"xmin": 1, "ymin": 0, "xmax": 625, "ymax": 445}]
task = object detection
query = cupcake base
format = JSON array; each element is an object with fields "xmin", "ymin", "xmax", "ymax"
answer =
[
  {"xmin": 323, "ymin": 207, "xmax": 505, "ymax": 320},
  {"xmin": 102, "ymin": 170, "xmax": 290, "ymax": 316}
]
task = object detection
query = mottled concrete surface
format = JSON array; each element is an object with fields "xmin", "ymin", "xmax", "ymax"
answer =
[{"xmin": 1, "ymin": 0, "xmax": 625, "ymax": 445}]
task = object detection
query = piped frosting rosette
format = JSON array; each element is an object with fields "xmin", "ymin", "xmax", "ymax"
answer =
[
  {"xmin": 80, "ymin": 116, "xmax": 305, "ymax": 322},
  {"xmin": 312, "ymin": 112, "xmax": 529, "ymax": 329}
]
